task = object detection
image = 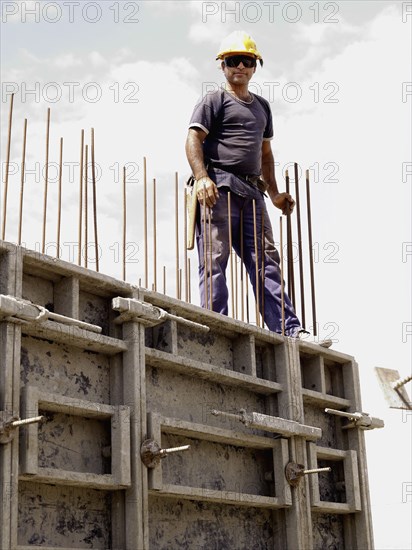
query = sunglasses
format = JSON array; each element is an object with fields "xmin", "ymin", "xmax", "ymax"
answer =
[{"xmin": 224, "ymin": 55, "xmax": 257, "ymax": 68}]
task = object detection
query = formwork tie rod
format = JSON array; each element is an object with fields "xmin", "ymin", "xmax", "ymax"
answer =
[
  {"xmin": 0, "ymin": 415, "xmax": 44, "ymax": 444},
  {"xmin": 285, "ymin": 461, "xmax": 331, "ymax": 487},
  {"xmin": 112, "ymin": 297, "xmax": 209, "ymax": 332},
  {"xmin": 211, "ymin": 408, "xmax": 322, "ymax": 440},
  {"xmin": 325, "ymin": 408, "xmax": 384, "ymax": 430},
  {"xmin": 0, "ymin": 294, "xmax": 102, "ymax": 333},
  {"xmin": 140, "ymin": 438, "xmax": 190, "ymax": 468}
]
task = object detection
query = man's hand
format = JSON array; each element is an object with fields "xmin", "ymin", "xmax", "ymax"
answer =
[
  {"xmin": 196, "ymin": 176, "xmax": 220, "ymax": 208},
  {"xmin": 271, "ymin": 192, "xmax": 295, "ymax": 215}
]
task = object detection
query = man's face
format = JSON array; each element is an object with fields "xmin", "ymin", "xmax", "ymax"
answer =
[{"xmin": 221, "ymin": 54, "xmax": 257, "ymax": 86}]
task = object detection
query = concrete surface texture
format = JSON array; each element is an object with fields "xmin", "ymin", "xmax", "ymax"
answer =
[{"xmin": 0, "ymin": 240, "xmax": 374, "ymax": 549}]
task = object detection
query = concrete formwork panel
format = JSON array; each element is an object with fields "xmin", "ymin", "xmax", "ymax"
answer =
[{"xmin": 0, "ymin": 241, "xmax": 375, "ymax": 549}]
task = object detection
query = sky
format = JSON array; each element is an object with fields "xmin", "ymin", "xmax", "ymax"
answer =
[{"xmin": 1, "ymin": 1, "xmax": 411, "ymax": 547}]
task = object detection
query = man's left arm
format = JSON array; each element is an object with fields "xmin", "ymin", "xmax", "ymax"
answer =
[{"xmin": 261, "ymin": 140, "xmax": 295, "ymax": 215}]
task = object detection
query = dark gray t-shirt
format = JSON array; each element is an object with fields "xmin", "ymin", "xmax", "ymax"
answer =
[{"xmin": 189, "ymin": 88, "xmax": 273, "ymax": 177}]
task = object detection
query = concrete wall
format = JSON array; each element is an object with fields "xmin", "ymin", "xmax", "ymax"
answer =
[{"xmin": 0, "ymin": 240, "xmax": 374, "ymax": 549}]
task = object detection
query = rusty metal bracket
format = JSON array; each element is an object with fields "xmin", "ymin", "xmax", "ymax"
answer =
[
  {"xmin": 325, "ymin": 408, "xmax": 384, "ymax": 430},
  {"xmin": 140, "ymin": 438, "xmax": 190, "ymax": 469},
  {"xmin": 0, "ymin": 414, "xmax": 44, "ymax": 444},
  {"xmin": 285, "ymin": 462, "xmax": 331, "ymax": 487}
]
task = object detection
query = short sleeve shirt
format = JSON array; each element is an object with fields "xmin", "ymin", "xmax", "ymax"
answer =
[{"xmin": 189, "ymin": 88, "xmax": 273, "ymax": 177}]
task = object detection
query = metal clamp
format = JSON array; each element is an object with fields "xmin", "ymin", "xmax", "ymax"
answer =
[
  {"xmin": 325, "ymin": 408, "xmax": 384, "ymax": 430},
  {"xmin": 112, "ymin": 297, "xmax": 209, "ymax": 332},
  {"xmin": 285, "ymin": 462, "xmax": 331, "ymax": 487},
  {"xmin": 140, "ymin": 438, "xmax": 190, "ymax": 468},
  {"xmin": 0, "ymin": 415, "xmax": 44, "ymax": 444}
]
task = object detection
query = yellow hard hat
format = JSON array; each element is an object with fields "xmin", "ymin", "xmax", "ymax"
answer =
[{"xmin": 216, "ymin": 30, "xmax": 263, "ymax": 66}]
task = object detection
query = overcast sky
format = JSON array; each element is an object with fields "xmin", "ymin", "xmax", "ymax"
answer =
[{"xmin": 1, "ymin": 1, "xmax": 411, "ymax": 548}]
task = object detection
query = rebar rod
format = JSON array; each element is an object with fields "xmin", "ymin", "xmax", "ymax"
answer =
[
  {"xmin": 42, "ymin": 108, "xmax": 51, "ymax": 254},
  {"xmin": 280, "ymin": 217, "xmax": 285, "ymax": 336},
  {"xmin": 240, "ymin": 209, "xmax": 245, "ymax": 322},
  {"xmin": 78, "ymin": 130, "xmax": 84, "ymax": 266},
  {"xmin": 234, "ymin": 244, "xmax": 238, "ymax": 319},
  {"xmin": 123, "ymin": 166, "xmax": 127, "ymax": 281},
  {"xmin": 84, "ymin": 144, "xmax": 88, "ymax": 269},
  {"xmin": 143, "ymin": 157, "xmax": 148, "ymax": 288},
  {"xmin": 306, "ymin": 169, "xmax": 317, "ymax": 335},
  {"xmin": 253, "ymin": 199, "xmax": 260, "ymax": 327},
  {"xmin": 208, "ymin": 207, "xmax": 213, "ymax": 310},
  {"xmin": 188, "ymin": 257, "xmax": 191, "ymax": 303},
  {"xmin": 261, "ymin": 208, "xmax": 265, "ymax": 327},
  {"xmin": 163, "ymin": 266, "xmax": 166, "ymax": 295},
  {"xmin": 56, "ymin": 137, "xmax": 63, "ymax": 258},
  {"xmin": 183, "ymin": 187, "xmax": 188, "ymax": 301},
  {"xmin": 91, "ymin": 128, "xmax": 99, "ymax": 272},
  {"xmin": 228, "ymin": 192, "xmax": 234, "ymax": 317},
  {"xmin": 153, "ymin": 178, "xmax": 157, "ymax": 291},
  {"xmin": 294, "ymin": 162, "xmax": 305, "ymax": 328},
  {"xmin": 203, "ymin": 188, "xmax": 208, "ymax": 309},
  {"xmin": 285, "ymin": 169, "xmax": 296, "ymax": 307},
  {"xmin": 175, "ymin": 172, "xmax": 180, "ymax": 299},
  {"xmin": 18, "ymin": 118, "xmax": 27, "ymax": 245},
  {"xmin": 2, "ymin": 93, "xmax": 14, "ymax": 241}
]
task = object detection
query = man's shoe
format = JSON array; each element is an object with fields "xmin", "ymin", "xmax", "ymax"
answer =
[{"xmin": 294, "ymin": 329, "xmax": 333, "ymax": 348}]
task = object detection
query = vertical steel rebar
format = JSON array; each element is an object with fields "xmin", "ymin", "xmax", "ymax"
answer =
[
  {"xmin": 228, "ymin": 192, "xmax": 234, "ymax": 317},
  {"xmin": 153, "ymin": 178, "xmax": 157, "ymax": 291},
  {"xmin": 285, "ymin": 169, "xmax": 296, "ymax": 308},
  {"xmin": 123, "ymin": 166, "xmax": 127, "ymax": 281},
  {"xmin": 42, "ymin": 107, "xmax": 51, "ymax": 254},
  {"xmin": 240, "ymin": 209, "xmax": 245, "ymax": 322},
  {"xmin": 280, "ymin": 217, "xmax": 285, "ymax": 336},
  {"xmin": 208, "ymin": 207, "xmax": 213, "ymax": 310},
  {"xmin": 183, "ymin": 187, "xmax": 188, "ymax": 302},
  {"xmin": 294, "ymin": 162, "xmax": 306, "ymax": 328},
  {"xmin": 143, "ymin": 157, "xmax": 148, "ymax": 288},
  {"xmin": 163, "ymin": 266, "xmax": 166, "ymax": 295},
  {"xmin": 18, "ymin": 118, "xmax": 28, "ymax": 245},
  {"xmin": 188, "ymin": 257, "xmax": 192, "ymax": 303},
  {"xmin": 306, "ymin": 169, "xmax": 317, "ymax": 336},
  {"xmin": 56, "ymin": 137, "xmax": 63, "ymax": 258},
  {"xmin": 261, "ymin": 208, "xmax": 265, "ymax": 327},
  {"xmin": 175, "ymin": 172, "xmax": 180, "ymax": 299},
  {"xmin": 202, "ymin": 188, "xmax": 208, "ymax": 309},
  {"xmin": 78, "ymin": 130, "xmax": 84, "ymax": 266},
  {"xmin": 84, "ymin": 145, "xmax": 88, "ymax": 269},
  {"xmin": 91, "ymin": 128, "xmax": 99, "ymax": 272},
  {"xmin": 2, "ymin": 92, "xmax": 14, "ymax": 241},
  {"xmin": 234, "ymin": 249, "xmax": 238, "ymax": 320},
  {"xmin": 252, "ymin": 199, "xmax": 260, "ymax": 328}
]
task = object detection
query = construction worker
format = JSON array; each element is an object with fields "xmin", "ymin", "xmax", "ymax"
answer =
[{"xmin": 185, "ymin": 30, "xmax": 316, "ymax": 341}]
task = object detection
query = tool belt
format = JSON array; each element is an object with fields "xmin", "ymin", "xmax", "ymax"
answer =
[
  {"xmin": 240, "ymin": 174, "xmax": 269, "ymax": 194},
  {"xmin": 186, "ymin": 163, "xmax": 268, "ymax": 195}
]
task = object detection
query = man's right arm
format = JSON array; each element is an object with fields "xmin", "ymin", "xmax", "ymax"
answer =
[{"xmin": 185, "ymin": 127, "xmax": 219, "ymax": 208}]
